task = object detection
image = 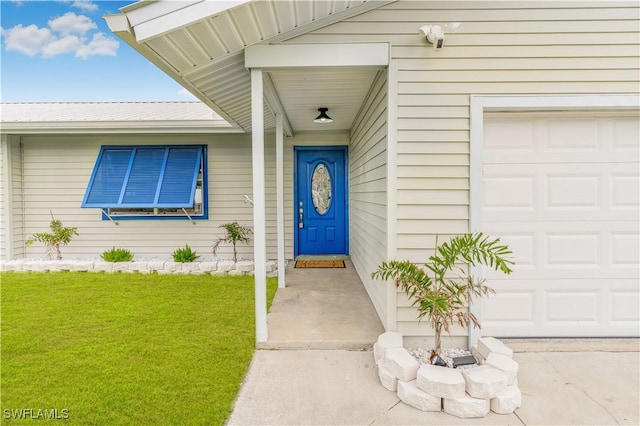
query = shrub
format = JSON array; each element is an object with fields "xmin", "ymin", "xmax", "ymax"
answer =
[
  {"xmin": 101, "ymin": 247, "xmax": 134, "ymax": 263},
  {"xmin": 372, "ymin": 232, "xmax": 514, "ymax": 354},
  {"xmin": 172, "ymin": 244, "xmax": 200, "ymax": 263},
  {"xmin": 212, "ymin": 222, "xmax": 252, "ymax": 263},
  {"xmin": 25, "ymin": 212, "xmax": 79, "ymax": 260}
]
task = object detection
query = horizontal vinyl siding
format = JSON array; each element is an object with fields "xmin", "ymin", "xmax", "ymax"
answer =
[
  {"xmin": 8, "ymin": 137, "xmax": 24, "ymax": 259},
  {"xmin": 296, "ymin": 0, "xmax": 640, "ymax": 338},
  {"xmin": 348, "ymin": 70, "xmax": 389, "ymax": 325},
  {"xmin": 0, "ymin": 136, "xmax": 7, "ymax": 261},
  {"xmin": 16, "ymin": 132, "xmax": 346, "ymax": 261}
]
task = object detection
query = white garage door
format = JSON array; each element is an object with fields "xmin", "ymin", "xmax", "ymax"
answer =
[{"xmin": 480, "ymin": 112, "xmax": 639, "ymax": 337}]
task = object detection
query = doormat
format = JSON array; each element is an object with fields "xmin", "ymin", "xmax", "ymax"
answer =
[{"xmin": 294, "ymin": 260, "xmax": 346, "ymax": 268}]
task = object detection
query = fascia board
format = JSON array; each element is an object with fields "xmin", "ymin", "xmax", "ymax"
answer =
[
  {"xmin": 245, "ymin": 43, "xmax": 389, "ymax": 69},
  {"xmin": 131, "ymin": 0, "xmax": 251, "ymax": 42},
  {"xmin": 0, "ymin": 121, "xmax": 242, "ymax": 135}
]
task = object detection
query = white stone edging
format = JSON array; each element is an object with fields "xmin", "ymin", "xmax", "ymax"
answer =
[
  {"xmin": 0, "ymin": 258, "xmax": 279, "ymax": 277},
  {"xmin": 374, "ymin": 333, "xmax": 522, "ymax": 419}
]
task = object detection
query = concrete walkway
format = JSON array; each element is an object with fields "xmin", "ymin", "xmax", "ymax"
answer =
[
  {"xmin": 228, "ymin": 261, "xmax": 640, "ymax": 425},
  {"xmin": 258, "ymin": 260, "xmax": 385, "ymax": 350}
]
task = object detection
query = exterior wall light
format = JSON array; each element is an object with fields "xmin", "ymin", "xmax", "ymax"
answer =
[
  {"xmin": 313, "ymin": 107, "xmax": 333, "ymax": 123},
  {"xmin": 418, "ymin": 22, "xmax": 460, "ymax": 50}
]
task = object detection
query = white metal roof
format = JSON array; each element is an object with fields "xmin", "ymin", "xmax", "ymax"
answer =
[
  {"xmin": 0, "ymin": 101, "xmax": 235, "ymax": 134},
  {"xmin": 106, "ymin": 0, "xmax": 394, "ymax": 135}
]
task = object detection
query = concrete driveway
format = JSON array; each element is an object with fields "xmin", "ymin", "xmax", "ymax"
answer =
[{"xmin": 227, "ymin": 348, "xmax": 639, "ymax": 425}]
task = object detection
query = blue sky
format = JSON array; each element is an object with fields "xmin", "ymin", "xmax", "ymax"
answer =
[{"xmin": 0, "ymin": 0, "xmax": 197, "ymax": 102}]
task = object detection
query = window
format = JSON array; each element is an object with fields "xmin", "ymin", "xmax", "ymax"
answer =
[{"xmin": 82, "ymin": 145, "xmax": 207, "ymax": 220}]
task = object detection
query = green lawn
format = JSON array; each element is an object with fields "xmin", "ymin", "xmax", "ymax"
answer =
[{"xmin": 1, "ymin": 272, "xmax": 277, "ymax": 425}]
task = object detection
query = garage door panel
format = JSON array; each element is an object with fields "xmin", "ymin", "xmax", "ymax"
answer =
[
  {"xmin": 482, "ymin": 280, "xmax": 639, "ymax": 337},
  {"xmin": 545, "ymin": 291, "xmax": 598, "ymax": 323},
  {"xmin": 481, "ymin": 114, "xmax": 639, "ymax": 338},
  {"xmin": 611, "ymin": 291, "xmax": 640, "ymax": 323}
]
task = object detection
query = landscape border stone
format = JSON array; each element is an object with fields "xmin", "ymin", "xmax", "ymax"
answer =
[
  {"xmin": 0, "ymin": 259, "xmax": 279, "ymax": 277},
  {"xmin": 374, "ymin": 332, "xmax": 521, "ymax": 419}
]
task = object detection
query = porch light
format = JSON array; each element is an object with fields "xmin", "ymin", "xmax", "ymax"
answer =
[{"xmin": 313, "ymin": 107, "xmax": 333, "ymax": 123}]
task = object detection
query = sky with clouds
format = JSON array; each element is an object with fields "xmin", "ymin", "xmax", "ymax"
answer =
[{"xmin": 1, "ymin": 0, "xmax": 197, "ymax": 102}]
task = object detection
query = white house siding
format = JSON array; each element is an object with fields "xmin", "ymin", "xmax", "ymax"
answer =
[
  {"xmin": 13, "ymin": 132, "xmax": 346, "ymax": 261},
  {"xmin": 293, "ymin": 0, "xmax": 640, "ymax": 340},
  {"xmin": 348, "ymin": 70, "xmax": 390, "ymax": 328},
  {"xmin": 0, "ymin": 135, "xmax": 24, "ymax": 261}
]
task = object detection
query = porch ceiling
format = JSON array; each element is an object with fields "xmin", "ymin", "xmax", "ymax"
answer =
[{"xmin": 106, "ymin": 0, "xmax": 393, "ymax": 135}]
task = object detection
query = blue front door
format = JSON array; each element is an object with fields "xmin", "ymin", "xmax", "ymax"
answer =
[{"xmin": 295, "ymin": 147, "xmax": 348, "ymax": 256}]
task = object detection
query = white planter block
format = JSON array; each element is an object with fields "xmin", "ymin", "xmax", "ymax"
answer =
[
  {"xmin": 383, "ymin": 347, "xmax": 420, "ymax": 381},
  {"xmin": 265, "ymin": 261, "xmax": 277, "ymax": 273},
  {"xmin": 58, "ymin": 261, "xmax": 74, "ymax": 271},
  {"xmin": 463, "ymin": 365, "xmax": 508, "ymax": 399},
  {"xmin": 21, "ymin": 261, "xmax": 39, "ymax": 271},
  {"xmin": 163, "ymin": 262, "xmax": 182, "ymax": 272},
  {"xmin": 112, "ymin": 262, "xmax": 130, "ymax": 272},
  {"xmin": 416, "ymin": 364, "xmax": 465, "ymax": 399},
  {"xmin": 93, "ymin": 261, "xmax": 114, "ymax": 272},
  {"xmin": 128, "ymin": 262, "xmax": 148, "ymax": 273},
  {"xmin": 397, "ymin": 380, "xmax": 441, "ymax": 412},
  {"xmin": 373, "ymin": 332, "xmax": 403, "ymax": 364},
  {"xmin": 199, "ymin": 261, "xmax": 218, "ymax": 272},
  {"xmin": 4, "ymin": 260, "xmax": 24, "ymax": 271},
  {"xmin": 486, "ymin": 352, "xmax": 518, "ymax": 385},
  {"xmin": 179, "ymin": 262, "xmax": 197, "ymax": 273},
  {"xmin": 217, "ymin": 260, "xmax": 235, "ymax": 272},
  {"xmin": 477, "ymin": 337, "xmax": 513, "ymax": 359},
  {"xmin": 444, "ymin": 394, "xmax": 490, "ymax": 418},
  {"xmin": 378, "ymin": 364, "xmax": 398, "ymax": 392},
  {"xmin": 491, "ymin": 385, "xmax": 522, "ymax": 414},
  {"xmin": 147, "ymin": 261, "xmax": 165, "ymax": 272},
  {"xmin": 471, "ymin": 344, "xmax": 486, "ymax": 365},
  {"xmin": 72, "ymin": 261, "xmax": 94, "ymax": 272},
  {"xmin": 236, "ymin": 261, "xmax": 254, "ymax": 272}
]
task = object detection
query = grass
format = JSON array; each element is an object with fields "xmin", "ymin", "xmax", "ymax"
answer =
[{"xmin": 1, "ymin": 272, "xmax": 277, "ymax": 425}]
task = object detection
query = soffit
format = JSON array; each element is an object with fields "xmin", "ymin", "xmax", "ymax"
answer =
[{"xmin": 109, "ymin": 0, "xmax": 393, "ymax": 134}]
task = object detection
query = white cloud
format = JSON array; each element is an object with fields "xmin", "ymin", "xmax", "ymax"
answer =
[
  {"xmin": 71, "ymin": 1, "xmax": 99, "ymax": 12},
  {"xmin": 42, "ymin": 35, "xmax": 82, "ymax": 57},
  {"xmin": 2, "ymin": 8, "xmax": 119, "ymax": 60},
  {"xmin": 48, "ymin": 12, "xmax": 96, "ymax": 36},
  {"xmin": 2, "ymin": 24, "xmax": 53, "ymax": 56},
  {"xmin": 75, "ymin": 32, "xmax": 118, "ymax": 59}
]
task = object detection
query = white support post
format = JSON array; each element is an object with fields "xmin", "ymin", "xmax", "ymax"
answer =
[
  {"xmin": 251, "ymin": 68, "xmax": 268, "ymax": 343},
  {"xmin": 276, "ymin": 113, "xmax": 286, "ymax": 288}
]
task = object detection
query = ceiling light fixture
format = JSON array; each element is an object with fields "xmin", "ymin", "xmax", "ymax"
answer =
[{"xmin": 314, "ymin": 107, "xmax": 333, "ymax": 124}]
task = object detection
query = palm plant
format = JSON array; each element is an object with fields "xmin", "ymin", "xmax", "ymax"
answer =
[
  {"xmin": 25, "ymin": 212, "xmax": 79, "ymax": 260},
  {"xmin": 212, "ymin": 222, "xmax": 252, "ymax": 263},
  {"xmin": 372, "ymin": 232, "xmax": 514, "ymax": 354}
]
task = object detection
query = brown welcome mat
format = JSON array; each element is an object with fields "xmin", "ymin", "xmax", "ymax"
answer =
[{"xmin": 294, "ymin": 260, "xmax": 346, "ymax": 268}]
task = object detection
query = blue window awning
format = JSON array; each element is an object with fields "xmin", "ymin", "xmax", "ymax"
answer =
[{"xmin": 82, "ymin": 146, "xmax": 203, "ymax": 208}]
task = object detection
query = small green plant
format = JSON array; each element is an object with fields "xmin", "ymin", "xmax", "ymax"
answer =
[
  {"xmin": 25, "ymin": 212, "xmax": 79, "ymax": 260},
  {"xmin": 101, "ymin": 247, "xmax": 134, "ymax": 263},
  {"xmin": 372, "ymin": 232, "xmax": 514, "ymax": 354},
  {"xmin": 212, "ymin": 222, "xmax": 252, "ymax": 263},
  {"xmin": 172, "ymin": 244, "xmax": 200, "ymax": 263}
]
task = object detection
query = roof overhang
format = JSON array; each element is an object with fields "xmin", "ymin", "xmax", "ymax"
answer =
[{"xmin": 105, "ymin": 0, "xmax": 395, "ymax": 135}]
